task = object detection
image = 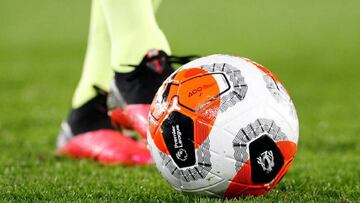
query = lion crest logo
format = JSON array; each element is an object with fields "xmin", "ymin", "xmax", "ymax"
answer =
[{"xmin": 257, "ymin": 150, "xmax": 275, "ymax": 173}]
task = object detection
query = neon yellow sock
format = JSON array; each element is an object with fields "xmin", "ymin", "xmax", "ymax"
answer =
[
  {"xmin": 102, "ymin": 0, "xmax": 170, "ymax": 72},
  {"xmin": 72, "ymin": 0, "xmax": 167, "ymax": 108},
  {"xmin": 72, "ymin": 0, "xmax": 113, "ymax": 108}
]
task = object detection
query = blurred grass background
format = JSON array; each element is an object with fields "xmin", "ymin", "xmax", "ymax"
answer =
[{"xmin": 0, "ymin": 0, "xmax": 359, "ymax": 202}]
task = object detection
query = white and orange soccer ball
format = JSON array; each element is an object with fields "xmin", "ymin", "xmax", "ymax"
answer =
[{"xmin": 147, "ymin": 55, "xmax": 299, "ymax": 198}]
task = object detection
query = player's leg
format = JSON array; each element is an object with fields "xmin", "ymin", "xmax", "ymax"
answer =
[
  {"xmin": 57, "ymin": 0, "xmax": 155, "ymax": 165},
  {"xmin": 57, "ymin": 0, "xmax": 114, "ymax": 148},
  {"xmin": 73, "ymin": 1, "xmax": 113, "ymax": 109},
  {"xmin": 61, "ymin": 0, "xmax": 172, "ymax": 141},
  {"xmin": 71, "ymin": 0, "xmax": 163, "ymax": 102},
  {"xmin": 58, "ymin": 0, "xmax": 164, "ymax": 142},
  {"xmin": 102, "ymin": 0, "xmax": 171, "ymax": 73}
]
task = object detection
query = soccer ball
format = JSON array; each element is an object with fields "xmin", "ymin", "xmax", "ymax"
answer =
[{"xmin": 147, "ymin": 54, "xmax": 299, "ymax": 198}]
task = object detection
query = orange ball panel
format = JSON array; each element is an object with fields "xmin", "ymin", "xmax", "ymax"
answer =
[
  {"xmin": 150, "ymin": 67, "xmax": 222, "ymax": 153},
  {"xmin": 225, "ymin": 141, "xmax": 297, "ymax": 197}
]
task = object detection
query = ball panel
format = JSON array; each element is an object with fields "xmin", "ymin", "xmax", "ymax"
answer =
[
  {"xmin": 263, "ymin": 104, "xmax": 299, "ymax": 144},
  {"xmin": 249, "ymin": 135, "xmax": 284, "ymax": 184},
  {"xmin": 161, "ymin": 111, "xmax": 196, "ymax": 168},
  {"xmin": 172, "ymin": 67, "xmax": 205, "ymax": 83},
  {"xmin": 177, "ymin": 73, "xmax": 220, "ymax": 112},
  {"xmin": 157, "ymin": 137, "xmax": 216, "ymax": 189},
  {"xmin": 223, "ymin": 161, "xmax": 253, "ymax": 198},
  {"xmin": 149, "ymin": 83, "xmax": 170, "ymax": 121},
  {"xmin": 148, "ymin": 116, "xmax": 169, "ymax": 154},
  {"xmin": 276, "ymin": 141, "xmax": 297, "ymax": 161},
  {"xmin": 194, "ymin": 99, "xmax": 220, "ymax": 148},
  {"xmin": 147, "ymin": 132, "xmax": 182, "ymax": 188}
]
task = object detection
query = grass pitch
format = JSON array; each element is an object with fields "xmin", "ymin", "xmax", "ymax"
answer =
[{"xmin": 1, "ymin": 0, "xmax": 359, "ymax": 202}]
